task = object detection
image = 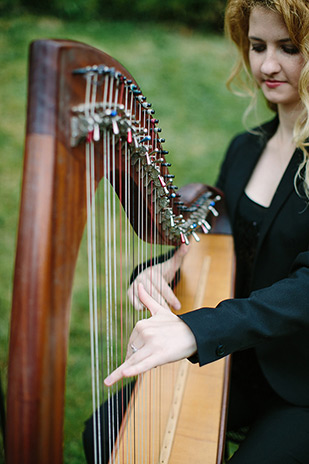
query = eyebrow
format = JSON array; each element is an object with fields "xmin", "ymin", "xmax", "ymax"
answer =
[{"xmin": 248, "ymin": 36, "xmax": 292, "ymax": 43}]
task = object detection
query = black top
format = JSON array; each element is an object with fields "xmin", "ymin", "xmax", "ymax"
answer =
[
  {"xmin": 234, "ymin": 193, "xmax": 267, "ymax": 298},
  {"xmin": 180, "ymin": 118, "xmax": 309, "ymax": 406}
]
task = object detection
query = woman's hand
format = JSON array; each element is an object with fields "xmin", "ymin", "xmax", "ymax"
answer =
[
  {"xmin": 104, "ymin": 283, "xmax": 197, "ymax": 386},
  {"xmin": 127, "ymin": 244, "xmax": 189, "ymax": 311}
]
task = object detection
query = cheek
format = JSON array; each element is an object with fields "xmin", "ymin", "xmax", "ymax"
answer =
[
  {"xmin": 286, "ymin": 56, "xmax": 304, "ymax": 86},
  {"xmin": 249, "ymin": 53, "xmax": 261, "ymax": 81},
  {"xmin": 292, "ymin": 62, "xmax": 304, "ymax": 87}
]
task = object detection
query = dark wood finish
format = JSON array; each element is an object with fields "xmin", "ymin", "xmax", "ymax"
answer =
[
  {"xmin": 6, "ymin": 39, "xmax": 232, "ymax": 464},
  {"xmin": 6, "ymin": 39, "xmax": 138, "ymax": 464}
]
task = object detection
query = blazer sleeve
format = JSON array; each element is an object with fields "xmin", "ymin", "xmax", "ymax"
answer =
[
  {"xmin": 180, "ymin": 124, "xmax": 309, "ymax": 368},
  {"xmin": 179, "ymin": 244, "xmax": 309, "ymax": 366}
]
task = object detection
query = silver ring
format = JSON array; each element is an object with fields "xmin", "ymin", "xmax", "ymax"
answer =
[{"xmin": 130, "ymin": 343, "xmax": 138, "ymax": 353}]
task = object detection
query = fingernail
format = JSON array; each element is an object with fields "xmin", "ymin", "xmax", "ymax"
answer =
[{"xmin": 104, "ymin": 376, "xmax": 111, "ymax": 386}]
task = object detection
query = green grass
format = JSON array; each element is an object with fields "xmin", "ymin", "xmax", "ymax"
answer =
[{"xmin": 0, "ymin": 14, "xmax": 273, "ymax": 464}]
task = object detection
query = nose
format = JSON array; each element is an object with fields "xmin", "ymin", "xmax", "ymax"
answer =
[{"xmin": 260, "ymin": 49, "xmax": 281, "ymax": 76}]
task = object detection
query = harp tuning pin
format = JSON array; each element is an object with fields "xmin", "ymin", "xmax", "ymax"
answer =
[
  {"xmin": 133, "ymin": 135, "xmax": 139, "ymax": 149},
  {"xmin": 184, "ymin": 205, "xmax": 197, "ymax": 212},
  {"xmin": 86, "ymin": 130, "xmax": 94, "ymax": 143},
  {"xmin": 93, "ymin": 123, "xmax": 100, "ymax": 141},
  {"xmin": 72, "ymin": 67, "xmax": 86, "ymax": 75},
  {"xmin": 97, "ymin": 65, "xmax": 105, "ymax": 75},
  {"xmin": 198, "ymin": 221, "xmax": 210, "ymax": 234},
  {"xmin": 180, "ymin": 232, "xmax": 189, "ymax": 245},
  {"xmin": 146, "ymin": 152, "xmax": 151, "ymax": 165},
  {"xmin": 110, "ymin": 110, "xmax": 119, "ymax": 135},
  {"xmin": 190, "ymin": 224, "xmax": 200, "ymax": 242},
  {"xmin": 158, "ymin": 175, "xmax": 169, "ymax": 195},
  {"xmin": 191, "ymin": 231, "xmax": 200, "ymax": 242},
  {"xmin": 149, "ymin": 149, "xmax": 160, "ymax": 159},
  {"xmin": 112, "ymin": 119, "xmax": 119, "ymax": 135},
  {"xmin": 158, "ymin": 175, "xmax": 166, "ymax": 188},
  {"xmin": 208, "ymin": 201, "xmax": 219, "ymax": 216},
  {"xmin": 201, "ymin": 219, "xmax": 211, "ymax": 232},
  {"xmin": 140, "ymin": 135, "xmax": 151, "ymax": 143}
]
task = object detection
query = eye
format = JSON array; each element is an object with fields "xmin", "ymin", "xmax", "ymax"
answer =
[
  {"xmin": 250, "ymin": 43, "xmax": 266, "ymax": 53},
  {"xmin": 282, "ymin": 45, "xmax": 299, "ymax": 55}
]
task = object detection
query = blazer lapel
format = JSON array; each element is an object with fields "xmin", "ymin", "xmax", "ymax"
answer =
[
  {"xmin": 256, "ymin": 148, "xmax": 303, "ymax": 257},
  {"xmin": 228, "ymin": 118, "xmax": 280, "ymax": 224},
  {"xmin": 228, "ymin": 133, "xmax": 269, "ymax": 224}
]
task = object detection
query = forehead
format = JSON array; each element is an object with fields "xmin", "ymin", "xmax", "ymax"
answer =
[{"xmin": 248, "ymin": 6, "xmax": 290, "ymax": 40}]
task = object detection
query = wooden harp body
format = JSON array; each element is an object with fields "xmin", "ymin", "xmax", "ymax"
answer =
[{"xmin": 6, "ymin": 39, "xmax": 234, "ymax": 464}]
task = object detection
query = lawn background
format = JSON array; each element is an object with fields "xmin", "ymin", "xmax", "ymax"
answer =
[{"xmin": 0, "ymin": 14, "xmax": 272, "ymax": 463}]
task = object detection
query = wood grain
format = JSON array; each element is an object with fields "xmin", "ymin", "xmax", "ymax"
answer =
[{"xmin": 113, "ymin": 234, "xmax": 234, "ymax": 464}]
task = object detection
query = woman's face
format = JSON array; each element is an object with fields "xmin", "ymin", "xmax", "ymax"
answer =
[{"xmin": 248, "ymin": 6, "xmax": 304, "ymax": 110}]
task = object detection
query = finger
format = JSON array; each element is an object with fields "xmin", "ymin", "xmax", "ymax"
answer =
[
  {"xmin": 140, "ymin": 275, "xmax": 171, "ymax": 310},
  {"xmin": 125, "ymin": 334, "xmax": 144, "ymax": 360},
  {"xmin": 151, "ymin": 276, "xmax": 181, "ymax": 310},
  {"xmin": 138, "ymin": 283, "xmax": 168, "ymax": 316},
  {"xmin": 167, "ymin": 243, "xmax": 190, "ymax": 272},
  {"xmin": 164, "ymin": 243, "xmax": 190, "ymax": 282},
  {"xmin": 121, "ymin": 354, "xmax": 159, "ymax": 378},
  {"xmin": 104, "ymin": 362, "xmax": 131, "ymax": 386},
  {"xmin": 128, "ymin": 285, "xmax": 144, "ymax": 311},
  {"xmin": 104, "ymin": 346, "xmax": 153, "ymax": 386},
  {"xmin": 174, "ymin": 243, "xmax": 190, "ymax": 262},
  {"xmin": 129, "ymin": 278, "xmax": 170, "ymax": 311}
]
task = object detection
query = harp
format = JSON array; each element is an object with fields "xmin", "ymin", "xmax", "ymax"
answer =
[{"xmin": 5, "ymin": 39, "xmax": 234, "ymax": 464}]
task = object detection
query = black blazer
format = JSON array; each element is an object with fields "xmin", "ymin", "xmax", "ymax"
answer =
[{"xmin": 180, "ymin": 118, "xmax": 309, "ymax": 406}]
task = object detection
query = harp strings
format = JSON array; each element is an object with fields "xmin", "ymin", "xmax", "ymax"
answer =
[
  {"xmin": 84, "ymin": 70, "xmax": 101, "ymax": 464},
  {"xmin": 82, "ymin": 65, "xmax": 200, "ymax": 463},
  {"xmin": 83, "ymin": 69, "xmax": 144, "ymax": 463}
]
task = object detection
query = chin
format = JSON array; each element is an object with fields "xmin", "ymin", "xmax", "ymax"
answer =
[{"xmin": 261, "ymin": 88, "xmax": 299, "ymax": 108}]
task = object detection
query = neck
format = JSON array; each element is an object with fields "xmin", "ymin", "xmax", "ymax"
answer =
[{"xmin": 276, "ymin": 102, "xmax": 303, "ymax": 142}]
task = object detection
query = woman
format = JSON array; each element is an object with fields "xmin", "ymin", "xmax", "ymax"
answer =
[{"xmin": 105, "ymin": 0, "xmax": 309, "ymax": 461}]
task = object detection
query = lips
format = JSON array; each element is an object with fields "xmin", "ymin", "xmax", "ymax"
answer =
[{"xmin": 264, "ymin": 80, "xmax": 285, "ymax": 88}]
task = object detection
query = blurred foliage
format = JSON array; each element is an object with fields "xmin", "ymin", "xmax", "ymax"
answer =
[
  {"xmin": 0, "ymin": 0, "xmax": 226, "ymax": 31},
  {"xmin": 0, "ymin": 13, "xmax": 272, "ymax": 464}
]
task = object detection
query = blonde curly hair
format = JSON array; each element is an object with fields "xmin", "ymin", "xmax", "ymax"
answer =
[{"xmin": 225, "ymin": 0, "xmax": 309, "ymax": 197}]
